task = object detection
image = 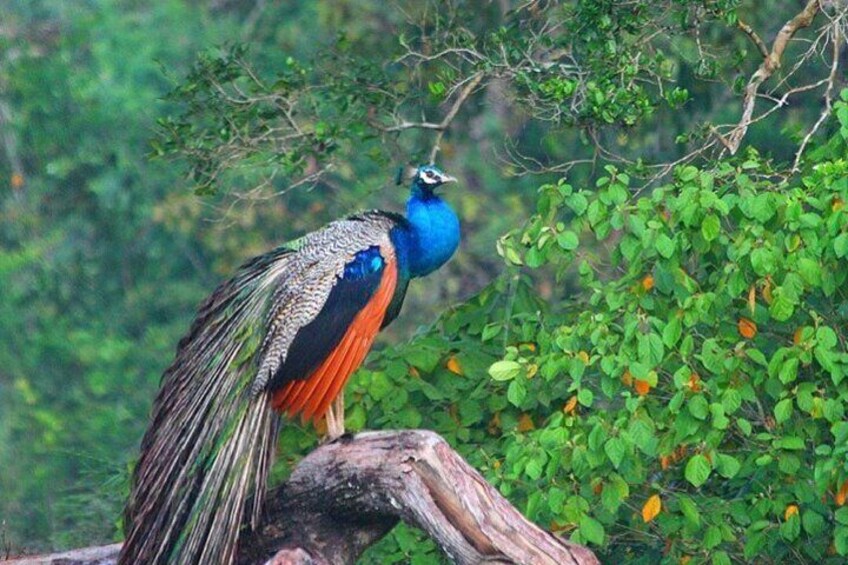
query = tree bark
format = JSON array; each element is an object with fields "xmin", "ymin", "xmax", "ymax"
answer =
[{"xmin": 6, "ymin": 430, "xmax": 598, "ymax": 565}]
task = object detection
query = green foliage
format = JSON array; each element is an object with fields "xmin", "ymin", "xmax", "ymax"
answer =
[{"xmin": 467, "ymin": 103, "xmax": 848, "ymax": 562}]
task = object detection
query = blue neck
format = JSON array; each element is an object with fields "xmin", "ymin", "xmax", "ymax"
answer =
[{"xmin": 401, "ymin": 187, "xmax": 460, "ymax": 278}]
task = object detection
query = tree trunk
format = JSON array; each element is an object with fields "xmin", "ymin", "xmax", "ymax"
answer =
[{"xmin": 7, "ymin": 430, "xmax": 599, "ymax": 565}]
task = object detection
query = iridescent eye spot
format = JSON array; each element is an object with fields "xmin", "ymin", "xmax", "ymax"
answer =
[{"xmin": 368, "ymin": 254, "xmax": 383, "ymax": 272}]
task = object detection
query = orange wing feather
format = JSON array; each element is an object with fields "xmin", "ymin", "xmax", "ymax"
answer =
[{"xmin": 271, "ymin": 256, "xmax": 398, "ymax": 421}]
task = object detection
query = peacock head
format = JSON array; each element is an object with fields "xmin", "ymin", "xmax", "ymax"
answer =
[{"xmin": 410, "ymin": 164, "xmax": 457, "ymax": 198}]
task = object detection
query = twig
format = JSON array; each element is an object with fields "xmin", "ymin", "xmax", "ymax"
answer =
[
  {"xmin": 428, "ymin": 72, "xmax": 484, "ymax": 164},
  {"xmin": 382, "ymin": 120, "xmax": 444, "ymax": 132},
  {"xmin": 793, "ymin": 20, "xmax": 842, "ymax": 172}
]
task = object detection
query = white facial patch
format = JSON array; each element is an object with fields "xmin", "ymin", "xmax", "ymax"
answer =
[{"xmin": 420, "ymin": 169, "xmax": 441, "ymax": 184}]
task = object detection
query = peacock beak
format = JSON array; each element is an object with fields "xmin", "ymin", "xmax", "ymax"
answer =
[{"xmin": 440, "ymin": 174, "xmax": 458, "ymax": 184}]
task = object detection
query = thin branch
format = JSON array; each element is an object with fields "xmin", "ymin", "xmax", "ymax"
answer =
[
  {"xmin": 737, "ymin": 19, "xmax": 769, "ymax": 58},
  {"xmin": 382, "ymin": 121, "xmax": 444, "ymax": 132},
  {"xmin": 428, "ymin": 72, "xmax": 484, "ymax": 164},
  {"xmin": 793, "ymin": 19, "xmax": 842, "ymax": 172}
]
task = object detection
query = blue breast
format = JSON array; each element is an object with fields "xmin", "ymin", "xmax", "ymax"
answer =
[{"xmin": 403, "ymin": 194, "xmax": 460, "ymax": 278}]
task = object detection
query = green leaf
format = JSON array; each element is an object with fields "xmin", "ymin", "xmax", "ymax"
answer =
[
  {"xmin": 368, "ymin": 371, "xmax": 392, "ymax": 400},
  {"xmin": 656, "ymin": 233, "xmax": 675, "ymax": 258},
  {"xmin": 688, "ymin": 395, "xmax": 709, "ymax": 420},
  {"xmin": 779, "ymin": 358, "xmax": 799, "ymax": 384},
  {"xmin": 525, "ymin": 457, "xmax": 543, "ymax": 480},
  {"xmin": 507, "ymin": 379, "xmax": 526, "ymax": 407},
  {"xmin": 769, "ymin": 289, "xmax": 795, "ymax": 322},
  {"xmin": 746, "ymin": 348, "xmax": 768, "ymax": 366},
  {"xmin": 557, "ymin": 230, "xmax": 579, "ymax": 250},
  {"xmin": 835, "ymin": 525, "xmax": 848, "ymax": 555},
  {"xmin": 796, "ymin": 257, "xmax": 822, "ymax": 286},
  {"xmin": 628, "ymin": 420, "xmax": 657, "ymax": 455},
  {"xmin": 678, "ymin": 495, "xmax": 700, "ymax": 526},
  {"xmin": 662, "ymin": 317, "xmax": 682, "ymax": 348},
  {"xmin": 774, "ymin": 398, "xmax": 793, "ymax": 423},
  {"xmin": 346, "ymin": 404, "xmax": 366, "ymax": 431},
  {"xmin": 834, "ymin": 233, "xmax": 848, "ymax": 258},
  {"xmin": 816, "ymin": 326, "xmax": 838, "ymax": 349},
  {"xmin": 704, "ymin": 525, "xmax": 722, "ymax": 549},
  {"xmin": 489, "ymin": 360, "xmax": 522, "ymax": 381},
  {"xmin": 710, "ymin": 403, "xmax": 729, "ymax": 430},
  {"xmin": 715, "ymin": 453, "xmax": 741, "ymax": 478},
  {"xmin": 637, "ymin": 333, "xmax": 664, "ymax": 366},
  {"xmin": 712, "ymin": 551, "xmax": 732, "ymax": 565},
  {"xmin": 701, "ymin": 338, "xmax": 726, "ymax": 374},
  {"xmin": 702, "ymin": 213, "xmax": 721, "ymax": 241},
  {"xmin": 721, "ymin": 389, "xmax": 742, "ymax": 414},
  {"xmin": 743, "ymin": 193, "xmax": 776, "ymax": 222},
  {"xmin": 775, "ymin": 436, "xmax": 804, "ymax": 450},
  {"xmin": 577, "ymin": 388, "xmax": 594, "ymax": 407},
  {"xmin": 600, "ymin": 475, "xmax": 628, "ymax": 513},
  {"xmin": 778, "ymin": 454, "xmax": 800, "ymax": 475},
  {"xmin": 566, "ymin": 193, "xmax": 589, "ymax": 215},
  {"xmin": 824, "ymin": 398, "xmax": 845, "ymax": 423},
  {"xmin": 629, "ymin": 361, "xmax": 649, "ymax": 380},
  {"xmin": 780, "ymin": 514, "xmax": 800, "ymax": 542},
  {"xmin": 579, "ymin": 514, "xmax": 605, "ymax": 545},
  {"xmin": 679, "ymin": 165, "xmax": 699, "ymax": 181},
  {"xmin": 751, "ymin": 247, "xmax": 776, "ymax": 276},
  {"xmin": 685, "ymin": 454, "xmax": 712, "ymax": 487},
  {"xmin": 605, "ymin": 437, "xmax": 626, "ymax": 469},
  {"xmin": 802, "ymin": 511, "xmax": 825, "ymax": 536},
  {"xmin": 756, "ymin": 454, "xmax": 773, "ymax": 466}
]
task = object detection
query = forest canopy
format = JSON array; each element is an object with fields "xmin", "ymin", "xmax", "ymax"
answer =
[{"xmin": 2, "ymin": 1, "xmax": 848, "ymax": 563}]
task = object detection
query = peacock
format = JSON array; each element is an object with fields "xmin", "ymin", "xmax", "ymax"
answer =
[{"xmin": 119, "ymin": 165, "xmax": 460, "ymax": 564}]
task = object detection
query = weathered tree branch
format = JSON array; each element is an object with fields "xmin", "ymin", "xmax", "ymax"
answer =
[
  {"xmin": 7, "ymin": 431, "xmax": 598, "ymax": 565},
  {"xmin": 719, "ymin": 0, "xmax": 820, "ymax": 154}
]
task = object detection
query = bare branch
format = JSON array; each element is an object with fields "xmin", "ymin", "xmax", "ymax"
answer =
[{"xmin": 382, "ymin": 121, "xmax": 444, "ymax": 132}]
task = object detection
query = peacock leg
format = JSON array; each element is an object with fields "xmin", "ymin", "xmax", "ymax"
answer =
[
  {"xmin": 334, "ymin": 393, "xmax": 345, "ymax": 434},
  {"xmin": 325, "ymin": 392, "xmax": 345, "ymax": 439},
  {"xmin": 324, "ymin": 403, "xmax": 338, "ymax": 440}
]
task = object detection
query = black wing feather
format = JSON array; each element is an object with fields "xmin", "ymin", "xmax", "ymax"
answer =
[{"xmin": 266, "ymin": 263, "xmax": 383, "ymax": 391}]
